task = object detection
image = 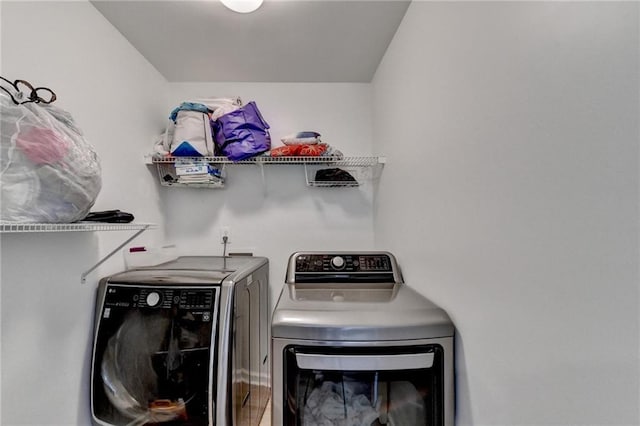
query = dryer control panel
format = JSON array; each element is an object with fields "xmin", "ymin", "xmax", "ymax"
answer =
[
  {"xmin": 295, "ymin": 254, "xmax": 392, "ymax": 272},
  {"xmin": 287, "ymin": 252, "xmax": 402, "ymax": 284}
]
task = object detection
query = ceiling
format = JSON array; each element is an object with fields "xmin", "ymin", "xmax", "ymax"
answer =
[{"xmin": 90, "ymin": 0, "xmax": 411, "ymax": 83}]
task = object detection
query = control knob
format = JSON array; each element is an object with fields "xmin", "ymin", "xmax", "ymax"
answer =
[
  {"xmin": 146, "ymin": 291, "xmax": 161, "ymax": 307},
  {"xmin": 330, "ymin": 256, "xmax": 345, "ymax": 269}
]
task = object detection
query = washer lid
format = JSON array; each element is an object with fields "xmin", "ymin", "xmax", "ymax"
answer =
[
  {"xmin": 105, "ymin": 255, "xmax": 265, "ymax": 285},
  {"xmin": 271, "ymin": 283, "xmax": 454, "ymax": 341}
]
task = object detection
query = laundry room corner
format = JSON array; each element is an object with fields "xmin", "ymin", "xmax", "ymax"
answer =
[
  {"xmin": 372, "ymin": 2, "xmax": 640, "ymax": 425},
  {"xmin": 1, "ymin": 1, "xmax": 169, "ymax": 424}
]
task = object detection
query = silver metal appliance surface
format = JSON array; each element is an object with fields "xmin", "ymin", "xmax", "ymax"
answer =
[
  {"xmin": 271, "ymin": 251, "xmax": 455, "ymax": 426},
  {"xmin": 90, "ymin": 256, "xmax": 270, "ymax": 426}
]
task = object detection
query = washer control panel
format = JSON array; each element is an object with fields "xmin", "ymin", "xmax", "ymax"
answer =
[
  {"xmin": 294, "ymin": 253, "xmax": 393, "ymax": 273},
  {"xmin": 103, "ymin": 285, "xmax": 216, "ymax": 310}
]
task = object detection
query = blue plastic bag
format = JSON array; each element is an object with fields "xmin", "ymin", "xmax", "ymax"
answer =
[{"xmin": 212, "ymin": 101, "xmax": 271, "ymax": 161}]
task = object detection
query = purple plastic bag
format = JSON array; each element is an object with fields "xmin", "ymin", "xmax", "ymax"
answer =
[{"xmin": 212, "ymin": 101, "xmax": 271, "ymax": 161}]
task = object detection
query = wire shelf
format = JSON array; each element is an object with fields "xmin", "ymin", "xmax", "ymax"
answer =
[
  {"xmin": 151, "ymin": 156, "xmax": 384, "ymax": 166},
  {"xmin": 155, "ymin": 162, "xmax": 226, "ymax": 188},
  {"xmin": 1, "ymin": 222, "xmax": 157, "ymax": 282},
  {"xmin": 304, "ymin": 163, "xmax": 383, "ymax": 187},
  {"xmin": 149, "ymin": 155, "xmax": 385, "ymax": 188},
  {"xmin": 0, "ymin": 222, "xmax": 156, "ymax": 233}
]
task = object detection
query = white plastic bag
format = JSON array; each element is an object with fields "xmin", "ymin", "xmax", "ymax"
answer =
[
  {"xmin": 153, "ymin": 97, "xmax": 242, "ymax": 158},
  {"xmin": 0, "ymin": 77, "xmax": 102, "ymax": 223},
  {"xmin": 169, "ymin": 109, "xmax": 215, "ymax": 156},
  {"xmin": 188, "ymin": 96, "xmax": 242, "ymax": 121}
]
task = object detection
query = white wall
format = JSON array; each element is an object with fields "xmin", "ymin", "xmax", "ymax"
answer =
[
  {"xmin": 373, "ymin": 2, "xmax": 639, "ymax": 425},
  {"xmin": 164, "ymin": 82, "xmax": 376, "ymax": 310},
  {"xmin": 0, "ymin": 4, "xmax": 377, "ymax": 425},
  {"xmin": 1, "ymin": 2, "xmax": 167, "ymax": 425}
]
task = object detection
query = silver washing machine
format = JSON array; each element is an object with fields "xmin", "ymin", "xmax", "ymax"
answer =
[
  {"xmin": 91, "ymin": 256, "xmax": 270, "ymax": 426},
  {"xmin": 271, "ymin": 251, "xmax": 455, "ymax": 426}
]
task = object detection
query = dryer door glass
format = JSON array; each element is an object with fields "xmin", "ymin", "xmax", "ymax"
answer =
[
  {"xmin": 91, "ymin": 284, "xmax": 219, "ymax": 426},
  {"xmin": 283, "ymin": 345, "xmax": 444, "ymax": 426}
]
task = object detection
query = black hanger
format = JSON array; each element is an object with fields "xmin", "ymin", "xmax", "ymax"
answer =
[{"xmin": 0, "ymin": 76, "xmax": 57, "ymax": 105}]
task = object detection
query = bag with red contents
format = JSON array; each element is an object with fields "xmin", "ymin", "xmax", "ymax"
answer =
[
  {"xmin": 0, "ymin": 76, "xmax": 102, "ymax": 223},
  {"xmin": 270, "ymin": 145, "xmax": 301, "ymax": 157},
  {"xmin": 298, "ymin": 144, "xmax": 327, "ymax": 156},
  {"xmin": 270, "ymin": 144, "xmax": 328, "ymax": 157}
]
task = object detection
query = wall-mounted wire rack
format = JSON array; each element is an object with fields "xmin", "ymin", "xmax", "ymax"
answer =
[
  {"xmin": 0, "ymin": 222, "xmax": 154, "ymax": 233},
  {"xmin": 1, "ymin": 222, "xmax": 157, "ymax": 283},
  {"xmin": 147, "ymin": 155, "xmax": 385, "ymax": 188}
]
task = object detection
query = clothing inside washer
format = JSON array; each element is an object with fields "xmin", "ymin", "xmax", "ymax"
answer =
[{"xmin": 100, "ymin": 309, "xmax": 211, "ymax": 425}]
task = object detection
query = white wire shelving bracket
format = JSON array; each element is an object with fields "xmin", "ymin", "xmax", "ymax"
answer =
[{"xmin": 0, "ymin": 222, "xmax": 157, "ymax": 283}]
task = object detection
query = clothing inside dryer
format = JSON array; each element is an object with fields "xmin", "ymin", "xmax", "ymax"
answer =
[
  {"xmin": 284, "ymin": 345, "xmax": 444, "ymax": 426},
  {"xmin": 92, "ymin": 285, "xmax": 218, "ymax": 426}
]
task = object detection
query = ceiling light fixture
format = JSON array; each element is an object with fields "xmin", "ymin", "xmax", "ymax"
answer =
[{"xmin": 220, "ymin": 0, "xmax": 264, "ymax": 14}]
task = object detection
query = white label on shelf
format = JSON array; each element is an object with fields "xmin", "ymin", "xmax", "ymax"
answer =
[{"xmin": 175, "ymin": 164, "xmax": 209, "ymax": 175}]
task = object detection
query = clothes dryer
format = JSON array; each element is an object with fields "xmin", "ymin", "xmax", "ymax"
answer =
[
  {"xmin": 91, "ymin": 256, "xmax": 269, "ymax": 426},
  {"xmin": 271, "ymin": 251, "xmax": 455, "ymax": 426}
]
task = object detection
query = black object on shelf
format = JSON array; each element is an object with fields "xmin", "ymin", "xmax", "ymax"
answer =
[
  {"xmin": 81, "ymin": 210, "xmax": 135, "ymax": 223},
  {"xmin": 314, "ymin": 168, "xmax": 359, "ymax": 186}
]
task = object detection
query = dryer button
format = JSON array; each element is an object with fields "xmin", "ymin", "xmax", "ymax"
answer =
[
  {"xmin": 331, "ymin": 256, "xmax": 345, "ymax": 269},
  {"xmin": 146, "ymin": 292, "xmax": 161, "ymax": 307}
]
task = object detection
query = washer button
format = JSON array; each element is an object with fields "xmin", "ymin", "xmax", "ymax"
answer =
[{"xmin": 146, "ymin": 292, "xmax": 161, "ymax": 307}]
